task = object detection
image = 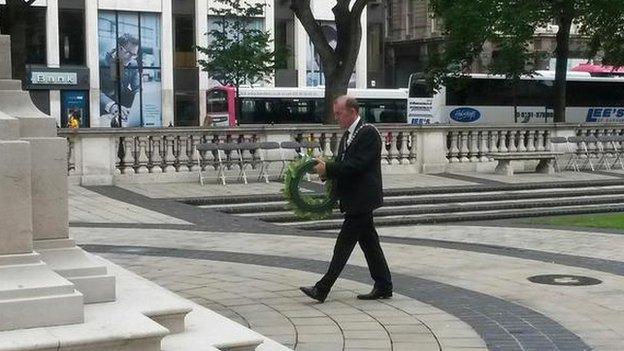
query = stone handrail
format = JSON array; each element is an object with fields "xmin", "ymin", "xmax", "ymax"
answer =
[{"xmin": 58, "ymin": 123, "xmax": 624, "ymax": 185}]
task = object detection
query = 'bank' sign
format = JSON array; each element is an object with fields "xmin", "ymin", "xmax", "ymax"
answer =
[{"xmin": 30, "ymin": 72, "xmax": 77, "ymax": 85}]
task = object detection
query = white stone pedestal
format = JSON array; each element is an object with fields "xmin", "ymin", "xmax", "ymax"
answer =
[
  {"xmin": 0, "ymin": 137, "xmax": 84, "ymax": 331},
  {"xmin": 24, "ymin": 137, "xmax": 116, "ymax": 303}
]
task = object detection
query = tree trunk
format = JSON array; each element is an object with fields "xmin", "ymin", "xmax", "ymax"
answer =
[
  {"xmin": 291, "ymin": 0, "xmax": 368, "ymax": 124},
  {"xmin": 553, "ymin": 12, "xmax": 573, "ymax": 123},
  {"xmin": 323, "ymin": 74, "xmax": 349, "ymax": 123}
]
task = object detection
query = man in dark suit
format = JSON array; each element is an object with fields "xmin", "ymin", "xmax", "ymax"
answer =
[{"xmin": 300, "ymin": 95, "xmax": 393, "ymax": 303}]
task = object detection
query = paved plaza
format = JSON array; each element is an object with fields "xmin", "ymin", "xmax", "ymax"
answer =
[{"xmin": 69, "ymin": 172, "xmax": 624, "ymax": 351}]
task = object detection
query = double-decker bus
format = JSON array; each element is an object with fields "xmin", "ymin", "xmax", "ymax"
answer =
[
  {"xmin": 408, "ymin": 71, "xmax": 624, "ymax": 124},
  {"xmin": 205, "ymin": 86, "xmax": 408, "ymax": 126}
]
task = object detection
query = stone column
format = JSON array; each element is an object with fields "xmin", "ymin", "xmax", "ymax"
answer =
[
  {"xmin": 85, "ymin": 0, "xmax": 100, "ymax": 127},
  {"xmin": 47, "ymin": 0, "xmax": 62, "ymax": 125},
  {"xmin": 294, "ymin": 18, "xmax": 307, "ymax": 87},
  {"xmin": 355, "ymin": 7, "xmax": 367, "ymax": 89},
  {"xmin": 196, "ymin": 0, "xmax": 209, "ymax": 124},
  {"xmin": 0, "ymin": 35, "xmax": 116, "ymax": 304},
  {"xmin": 417, "ymin": 128, "xmax": 449, "ymax": 173},
  {"xmin": 162, "ymin": 0, "xmax": 175, "ymax": 127},
  {"xmin": 0, "ymin": 109, "xmax": 83, "ymax": 331}
]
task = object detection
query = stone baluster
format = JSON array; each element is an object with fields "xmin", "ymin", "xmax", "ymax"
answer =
[
  {"xmin": 468, "ymin": 130, "xmax": 479, "ymax": 162},
  {"xmin": 380, "ymin": 131, "xmax": 390, "ymax": 165},
  {"xmin": 408, "ymin": 132, "xmax": 417, "ymax": 164},
  {"xmin": 189, "ymin": 135, "xmax": 201, "ymax": 172},
  {"xmin": 508, "ymin": 130, "xmax": 518, "ymax": 152},
  {"xmin": 587, "ymin": 129, "xmax": 597, "ymax": 153},
  {"xmin": 479, "ymin": 131, "xmax": 490, "ymax": 162},
  {"xmin": 489, "ymin": 130, "xmax": 498, "ymax": 161},
  {"xmin": 596, "ymin": 129, "xmax": 606, "ymax": 155},
  {"xmin": 498, "ymin": 131, "xmax": 508, "ymax": 153},
  {"xmin": 458, "ymin": 131, "xmax": 469, "ymax": 162},
  {"xmin": 163, "ymin": 135, "xmax": 177, "ymax": 172},
  {"xmin": 605, "ymin": 129, "xmax": 615, "ymax": 156},
  {"xmin": 114, "ymin": 138, "xmax": 122, "ymax": 174},
  {"xmin": 67, "ymin": 137, "xmax": 75, "ymax": 175},
  {"xmin": 136, "ymin": 136, "xmax": 149, "ymax": 174},
  {"xmin": 177, "ymin": 135, "xmax": 189, "ymax": 172},
  {"xmin": 517, "ymin": 130, "xmax": 527, "ymax": 153},
  {"xmin": 526, "ymin": 130, "xmax": 536, "ymax": 152},
  {"xmin": 388, "ymin": 131, "xmax": 400, "ymax": 165},
  {"xmin": 399, "ymin": 131, "xmax": 410, "ymax": 164},
  {"xmin": 122, "ymin": 136, "xmax": 136, "ymax": 174},
  {"xmin": 535, "ymin": 130, "xmax": 545, "ymax": 151},
  {"xmin": 544, "ymin": 131, "xmax": 553, "ymax": 151},
  {"xmin": 448, "ymin": 131, "xmax": 459, "ymax": 162},
  {"xmin": 150, "ymin": 136, "xmax": 163, "ymax": 173},
  {"xmin": 322, "ymin": 133, "xmax": 333, "ymax": 158}
]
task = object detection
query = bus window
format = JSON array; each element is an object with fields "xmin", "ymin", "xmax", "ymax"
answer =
[
  {"xmin": 360, "ymin": 100, "xmax": 406, "ymax": 123},
  {"xmin": 408, "ymin": 74, "xmax": 432, "ymax": 98},
  {"xmin": 567, "ymin": 81, "xmax": 624, "ymax": 107},
  {"xmin": 206, "ymin": 90, "xmax": 228, "ymax": 112}
]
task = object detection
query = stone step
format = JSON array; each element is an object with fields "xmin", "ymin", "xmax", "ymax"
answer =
[
  {"xmin": 209, "ymin": 185, "xmax": 624, "ymax": 214},
  {"xmin": 287, "ymin": 203, "xmax": 624, "ymax": 230},
  {"xmin": 0, "ymin": 300, "xmax": 168, "ymax": 351},
  {"xmin": 251, "ymin": 193, "xmax": 624, "ymax": 222},
  {"xmin": 184, "ymin": 178, "xmax": 624, "ymax": 206}
]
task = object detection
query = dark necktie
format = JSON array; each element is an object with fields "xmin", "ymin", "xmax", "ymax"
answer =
[{"xmin": 341, "ymin": 130, "xmax": 350, "ymax": 160}]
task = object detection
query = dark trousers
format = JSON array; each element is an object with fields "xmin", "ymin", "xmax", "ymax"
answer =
[{"xmin": 316, "ymin": 212, "xmax": 392, "ymax": 292}]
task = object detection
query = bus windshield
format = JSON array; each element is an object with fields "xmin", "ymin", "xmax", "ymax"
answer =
[{"xmin": 206, "ymin": 89, "xmax": 228, "ymax": 113}]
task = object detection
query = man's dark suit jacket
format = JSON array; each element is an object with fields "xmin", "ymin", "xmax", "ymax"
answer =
[{"xmin": 326, "ymin": 119, "xmax": 383, "ymax": 214}]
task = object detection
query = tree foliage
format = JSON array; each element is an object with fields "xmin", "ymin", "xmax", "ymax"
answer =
[
  {"xmin": 429, "ymin": 0, "xmax": 624, "ymax": 123},
  {"xmin": 196, "ymin": 0, "xmax": 279, "ymax": 89},
  {"xmin": 291, "ymin": 0, "xmax": 371, "ymax": 123}
]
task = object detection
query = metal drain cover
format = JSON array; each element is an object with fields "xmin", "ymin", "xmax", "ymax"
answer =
[{"xmin": 527, "ymin": 274, "xmax": 602, "ymax": 286}]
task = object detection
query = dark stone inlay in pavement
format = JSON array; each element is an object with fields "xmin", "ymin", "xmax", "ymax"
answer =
[
  {"xmin": 70, "ymin": 222, "xmax": 198, "ymax": 231},
  {"xmin": 527, "ymin": 274, "xmax": 602, "ymax": 286},
  {"xmin": 84, "ymin": 186, "xmax": 307, "ymax": 236},
  {"xmin": 70, "ymin": 218, "xmax": 624, "ymax": 282},
  {"xmin": 81, "ymin": 244, "xmax": 590, "ymax": 351}
]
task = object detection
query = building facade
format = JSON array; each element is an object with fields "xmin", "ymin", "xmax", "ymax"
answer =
[
  {"xmin": 383, "ymin": 0, "xmax": 588, "ymax": 88},
  {"xmin": 0, "ymin": 0, "xmax": 383, "ymax": 128}
]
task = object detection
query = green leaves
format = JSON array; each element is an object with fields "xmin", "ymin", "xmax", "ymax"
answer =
[
  {"xmin": 196, "ymin": 0, "xmax": 278, "ymax": 87},
  {"xmin": 282, "ymin": 156, "xmax": 338, "ymax": 221}
]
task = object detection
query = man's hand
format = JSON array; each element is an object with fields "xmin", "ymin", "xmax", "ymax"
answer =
[{"xmin": 313, "ymin": 157, "xmax": 327, "ymax": 179}]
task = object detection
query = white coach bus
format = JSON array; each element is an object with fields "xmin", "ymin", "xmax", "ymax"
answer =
[
  {"xmin": 407, "ymin": 71, "xmax": 624, "ymax": 124},
  {"xmin": 206, "ymin": 86, "xmax": 408, "ymax": 126}
]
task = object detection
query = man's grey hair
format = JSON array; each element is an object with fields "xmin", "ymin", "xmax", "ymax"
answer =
[{"xmin": 335, "ymin": 95, "xmax": 359, "ymax": 111}]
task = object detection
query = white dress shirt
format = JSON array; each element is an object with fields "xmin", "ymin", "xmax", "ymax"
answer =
[{"xmin": 346, "ymin": 116, "xmax": 361, "ymax": 147}]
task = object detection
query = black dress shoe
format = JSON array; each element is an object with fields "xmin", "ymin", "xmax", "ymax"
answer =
[
  {"xmin": 300, "ymin": 286, "xmax": 328, "ymax": 303},
  {"xmin": 357, "ymin": 288, "xmax": 392, "ymax": 300}
]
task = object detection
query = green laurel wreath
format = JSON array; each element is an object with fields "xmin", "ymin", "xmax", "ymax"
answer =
[{"xmin": 282, "ymin": 155, "xmax": 338, "ymax": 220}]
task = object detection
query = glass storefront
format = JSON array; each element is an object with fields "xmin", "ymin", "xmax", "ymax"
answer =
[
  {"xmin": 97, "ymin": 10, "xmax": 162, "ymax": 127},
  {"xmin": 0, "ymin": 4, "xmax": 47, "ymax": 82},
  {"xmin": 59, "ymin": 1, "xmax": 86, "ymax": 66}
]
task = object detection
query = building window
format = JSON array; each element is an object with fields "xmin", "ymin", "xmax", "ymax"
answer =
[
  {"xmin": 59, "ymin": 8, "xmax": 86, "ymax": 65},
  {"xmin": 174, "ymin": 15, "xmax": 195, "ymax": 68},
  {"xmin": 97, "ymin": 11, "xmax": 162, "ymax": 128},
  {"xmin": 0, "ymin": 4, "xmax": 47, "ymax": 81}
]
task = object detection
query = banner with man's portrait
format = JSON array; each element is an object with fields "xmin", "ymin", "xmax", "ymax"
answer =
[{"xmin": 96, "ymin": 11, "xmax": 162, "ymax": 127}]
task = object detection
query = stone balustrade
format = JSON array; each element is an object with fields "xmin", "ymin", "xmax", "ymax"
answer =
[{"xmin": 58, "ymin": 123, "xmax": 624, "ymax": 185}]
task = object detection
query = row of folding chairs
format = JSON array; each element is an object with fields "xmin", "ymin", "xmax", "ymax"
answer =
[
  {"xmin": 195, "ymin": 140, "xmax": 321, "ymax": 185},
  {"xmin": 551, "ymin": 135, "xmax": 624, "ymax": 172}
]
